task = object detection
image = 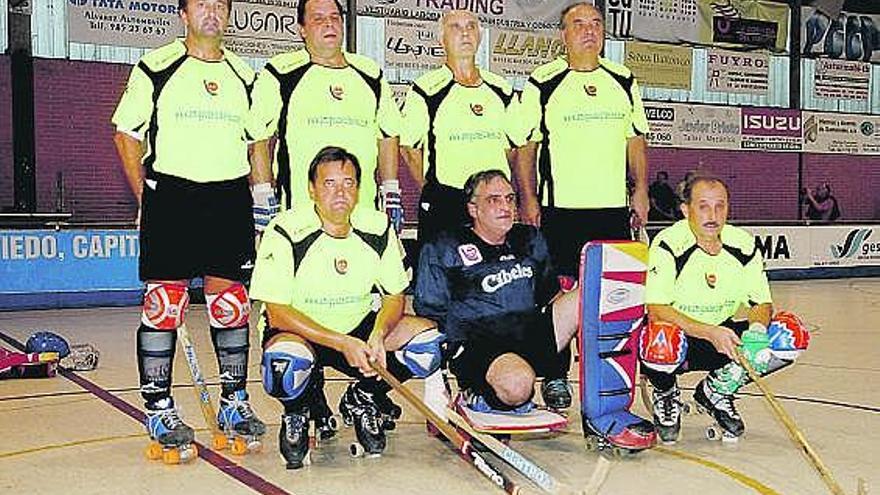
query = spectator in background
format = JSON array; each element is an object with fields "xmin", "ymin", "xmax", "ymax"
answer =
[
  {"xmin": 674, "ymin": 171, "xmax": 696, "ymax": 220},
  {"xmin": 649, "ymin": 171, "xmax": 677, "ymax": 221},
  {"xmin": 804, "ymin": 183, "xmax": 840, "ymax": 222}
]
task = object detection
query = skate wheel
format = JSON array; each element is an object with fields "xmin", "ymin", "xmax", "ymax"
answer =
[
  {"xmin": 180, "ymin": 444, "xmax": 198, "ymax": 462},
  {"xmin": 212, "ymin": 433, "xmax": 228, "ymax": 451},
  {"xmin": 146, "ymin": 441, "xmax": 163, "ymax": 461},
  {"xmin": 231, "ymin": 437, "xmax": 248, "ymax": 455},
  {"xmin": 721, "ymin": 432, "xmax": 740, "ymax": 444},
  {"xmin": 349, "ymin": 442, "xmax": 364, "ymax": 458},
  {"xmin": 327, "ymin": 415, "xmax": 340, "ymax": 432},
  {"xmin": 247, "ymin": 439, "xmax": 263, "ymax": 453},
  {"xmin": 162, "ymin": 448, "xmax": 181, "ymax": 465},
  {"xmin": 681, "ymin": 401, "xmax": 694, "ymax": 415},
  {"xmin": 706, "ymin": 425, "xmax": 721, "ymax": 441}
]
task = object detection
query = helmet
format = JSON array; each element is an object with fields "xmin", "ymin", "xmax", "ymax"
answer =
[{"xmin": 25, "ymin": 331, "xmax": 70, "ymax": 358}]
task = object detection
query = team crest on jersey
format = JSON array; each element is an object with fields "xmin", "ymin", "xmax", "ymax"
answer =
[
  {"xmin": 458, "ymin": 244, "xmax": 482, "ymax": 266},
  {"xmin": 335, "ymin": 258, "xmax": 349, "ymax": 275},
  {"xmin": 203, "ymin": 80, "xmax": 219, "ymax": 96},
  {"xmin": 330, "ymin": 85, "xmax": 345, "ymax": 100},
  {"xmin": 470, "ymin": 103, "xmax": 484, "ymax": 116},
  {"xmin": 705, "ymin": 272, "xmax": 717, "ymax": 289},
  {"xmin": 584, "ymin": 85, "xmax": 597, "ymax": 97}
]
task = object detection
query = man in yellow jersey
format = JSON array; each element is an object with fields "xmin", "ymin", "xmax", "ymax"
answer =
[
  {"xmin": 642, "ymin": 175, "xmax": 810, "ymax": 443},
  {"xmin": 251, "ymin": 147, "xmax": 440, "ymax": 467},
  {"xmin": 248, "ymin": 0, "xmax": 404, "ymax": 232},
  {"xmin": 400, "ymin": 8, "xmax": 520, "ymax": 420},
  {"xmin": 401, "ymin": 9, "xmax": 518, "ymax": 245},
  {"xmin": 112, "ymin": 0, "xmax": 268, "ymax": 456},
  {"xmin": 512, "ymin": 2, "xmax": 650, "ymax": 406}
]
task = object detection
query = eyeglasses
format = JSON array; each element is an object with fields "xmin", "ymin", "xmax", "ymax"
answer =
[{"xmin": 473, "ymin": 193, "xmax": 517, "ymax": 207}]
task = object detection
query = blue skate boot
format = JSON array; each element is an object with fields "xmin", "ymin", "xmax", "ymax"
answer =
[
  {"xmin": 217, "ymin": 390, "xmax": 267, "ymax": 455},
  {"xmin": 145, "ymin": 398, "xmax": 197, "ymax": 464}
]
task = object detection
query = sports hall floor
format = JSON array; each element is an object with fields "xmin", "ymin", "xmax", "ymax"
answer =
[{"xmin": 1, "ymin": 278, "xmax": 877, "ymax": 495}]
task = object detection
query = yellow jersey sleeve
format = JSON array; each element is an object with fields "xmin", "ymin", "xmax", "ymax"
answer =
[
  {"xmin": 111, "ymin": 66, "xmax": 154, "ymax": 140},
  {"xmin": 744, "ymin": 244, "xmax": 772, "ymax": 305},
  {"xmin": 400, "ymin": 85, "xmax": 429, "ymax": 149},
  {"xmin": 628, "ymin": 78, "xmax": 649, "ymax": 138},
  {"xmin": 512, "ymin": 81, "xmax": 542, "ymax": 146},
  {"xmin": 377, "ymin": 228, "xmax": 409, "ymax": 296},
  {"xmin": 249, "ymin": 223, "xmax": 296, "ymax": 305},
  {"xmin": 377, "ymin": 77, "xmax": 402, "ymax": 139},
  {"xmin": 247, "ymin": 67, "xmax": 283, "ymax": 142},
  {"xmin": 645, "ymin": 238, "xmax": 676, "ymax": 306}
]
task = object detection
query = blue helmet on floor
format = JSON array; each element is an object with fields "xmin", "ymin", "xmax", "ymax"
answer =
[{"xmin": 25, "ymin": 331, "xmax": 70, "ymax": 358}]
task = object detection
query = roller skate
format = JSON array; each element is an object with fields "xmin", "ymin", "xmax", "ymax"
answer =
[
  {"xmin": 374, "ymin": 390, "xmax": 402, "ymax": 431},
  {"xmin": 339, "ymin": 384, "xmax": 386, "ymax": 458},
  {"xmin": 582, "ymin": 418, "xmax": 656, "ymax": 458},
  {"xmin": 694, "ymin": 372, "xmax": 745, "ymax": 443},
  {"xmin": 216, "ymin": 390, "xmax": 266, "ymax": 455},
  {"xmin": 652, "ymin": 383, "xmax": 683, "ymax": 444},
  {"xmin": 541, "ymin": 377, "xmax": 573, "ymax": 412},
  {"xmin": 144, "ymin": 399, "xmax": 197, "ymax": 464},
  {"xmin": 310, "ymin": 369, "xmax": 339, "ymax": 442},
  {"xmin": 279, "ymin": 407, "xmax": 311, "ymax": 469}
]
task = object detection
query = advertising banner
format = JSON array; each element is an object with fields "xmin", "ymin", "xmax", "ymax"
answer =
[
  {"xmin": 645, "ymin": 102, "xmax": 741, "ymax": 149},
  {"xmin": 812, "ymin": 58, "xmax": 871, "ymax": 101},
  {"xmin": 801, "ymin": 1, "xmax": 880, "ymax": 63},
  {"xmin": 385, "ymin": 17, "xmax": 445, "ymax": 75},
  {"xmin": 740, "ymin": 107, "xmax": 802, "ymax": 151},
  {"xmin": 0, "ymin": 230, "xmax": 140, "ymax": 294},
  {"xmin": 803, "ymin": 111, "xmax": 880, "ymax": 155},
  {"xmin": 488, "ymin": 27, "xmax": 564, "ymax": 80},
  {"xmin": 746, "ymin": 226, "xmax": 811, "ymax": 270},
  {"xmin": 705, "ymin": 48, "xmax": 769, "ymax": 95},
  {"xmin": 356, "ymin": 0, "xmax": 575, "ymax": 31},
  {"xmin": 624, "ymin": 42, "xmax": 693, "ymax": 90},
  {"xmin": 224, "ymin": 0, "xmax": 302, "ymax": 58},
  {"xmin": 810, "ymin": 226, "xmax": 880, "ymax": 267}
]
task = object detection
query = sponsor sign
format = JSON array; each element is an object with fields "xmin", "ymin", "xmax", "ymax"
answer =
[
  {"xmin": 740, "ymin": 107, "xmax": 802, "ymax": 152},
  {"xmin": 747, "ymin": 226, "xmax": 810, "ymax": 270},
  {"xmin": 223, "ymin": 0, "xmax": 302, "ymax": 59},
  {"xmin": 803, "ymin": 111, "xmax": 880, "ymax": 155},
  {"xmin": 0, "ymin": 230, "xmax": 141, "ymax": 294},
  {"xmin": 67, "ymin": 0, "xmax": 299, "ymax": 56},
  {"xmin": 617, "ymin": 0, "xmax": 699, "ymax": 43},
  {"xmin": 624, "ymin": 42, "xmax": 692, "ymax": 90},
  {"xmin": 705, "ymin": 48, "xmax": 769, "ymax": 95},
  {"xmin": 357, "ymin": 0, "xmax": 576, "ymax": 31},
  {"xmin": 697, "ymin": 0, "xmax": 788, "ymax": 51},
  {"xmin": 743, "ymin": 225, "xmax": 880, "ymax": 270},
  {"xmin": 385, "ymin": 17, "xmax": 445, "ymax": 75},
  {"xmin": 801, "ymin": 3, "xmax": 880, "ymax": 63},
  {"xmin": 67, "ymin": 0, "xmax": 182, "ymax": 48},
  {"xmin": 645, "ymin": 102, "xmax": 741, "ymax": 149},
  {"xmin": 488, "ymin": 27, "xmax": 564, "ymax": 80},
  {"xmin": 813, "ymin": 58, "xmax": 870, "ymax": 101}
]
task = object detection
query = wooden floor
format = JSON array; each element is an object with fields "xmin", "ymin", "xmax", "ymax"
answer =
[{"xmin": 1, "ymin": 279, "xmax": 878, "ymax": 495}]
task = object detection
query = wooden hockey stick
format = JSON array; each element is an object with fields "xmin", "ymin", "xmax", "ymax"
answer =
[
  {"xmin": 735, "ymin": 349, "xmax": 849, "ymax": 495},
  {"xmin": 446, "ymin": 407, "xmax": 565, "ymax": 494},
  {"xmin": 371, "ymin": 363, "xmax": 526, "ymax": 495},
  {"xmin": 178, "ymin": 324, "xmax": 227, "ymax": 450}
]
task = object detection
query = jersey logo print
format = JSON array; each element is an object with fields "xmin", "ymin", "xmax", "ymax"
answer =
[
  {"xmin": 705, "ymin": 272, "xmax": 717, "ymax": 289},
  {"xmin": 329, "ymin": 85, "xmax": 345, "ymax": 100},
  {"xmin": 584, "ymin": 85, "xmax": 597, "ymax": 97},
  {"xmin": 458, "ymin": 244, "xmax": 483, "ymax": 266},
  {"xmin": 204, "ymin": 80, "xmax": 219, "ymax": 96},
  {"xmin": 470, "ymin": 103, "xmax": 484, "ymax": 116},
  {"xmin": 335, "ymin": 257, "xmax": 349, "ymax": 275}
]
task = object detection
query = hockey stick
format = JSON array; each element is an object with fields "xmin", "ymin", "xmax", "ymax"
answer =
[
  {"xmin": 178, "ymin": 323, "xmax": 227, "ymax": 451},
  {"xmin": 446, "ymin": 407, "xmax": 565, "ymax": 494},
  {"xmin": 735, "ymin": 349, "xmax": 849, "ymax": 495},
  {"xmin": 370, "ymin": 362, "xmax": 526, "ymax": 495}
]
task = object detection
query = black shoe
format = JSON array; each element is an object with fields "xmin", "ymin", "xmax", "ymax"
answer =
[
  {"xmin": 339, "ymin": 384, "xmax": 386, "ymax": 455},
  {"xmin": 541, "ymin": 378, "xmax": 573, "ymax": 410},
  {"xmin": 279, "ymin": 410, "xmax": 310, "ymax": 469},
  {"xmin": 652, "ymin": 384, "xmax": 682, "ymax": 444},
  {"xmin": 694, "ymin": 379, "xmax": 744, "ymax": 438}
]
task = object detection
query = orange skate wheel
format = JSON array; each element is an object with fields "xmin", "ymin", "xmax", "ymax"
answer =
[
  {"xmin": 212, "ymin": 433, "xmax": 228, "ymax": 450},
  {"xmin": 146, "ymin": 441, "xmax": 163, "ymax": 461},
  {"xmin": 231, "ymin": 437, "xmax": 248, "ymax": 455},
  {"xmin": 162, "ymin": 448, "xmax": 181, "ymax": 465}
]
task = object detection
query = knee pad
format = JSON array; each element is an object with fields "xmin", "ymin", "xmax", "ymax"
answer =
[
  {"xmin": 207, "ymin": 283, "xmax": 250, "ymax": 329},
  {"xmin": 639, "ymin": 320, "xmax": 687, "ymax": 374},
  {"xmin": 262, "ymin": 340, "xmax": 314, "ymax": 402},
  {"xmin": 768, "ymin": 311, "xmax": 810, "ymax": 361},
  {"xmin": 142, "ymin": 283, "xmax": 189, "ymax": 330},
  {"xmin": 394, "ymin": 328, "xmax": 444, "ymax": 378}
]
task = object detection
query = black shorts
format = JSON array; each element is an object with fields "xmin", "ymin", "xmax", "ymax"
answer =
[
  {"xmin": 418, "ymin": 182, "xmax": 469, "ymax": 245},
  {"xmin": 449, "ymin": 309, "xmax": 558, "ymax": 395},
  {"xmin": 262, "ymin": 313, "xmax": 379, "ymax": 381},
  {"xmin": 139, "ymin": 173, "xmax": 255, "ymax": 282},
  {"xmin": 540, "ymin": 206, "xmax": 631, "ymax": 278}
]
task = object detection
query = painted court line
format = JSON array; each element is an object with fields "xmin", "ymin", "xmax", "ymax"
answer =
[{"xmin": 0, "ymin": 330, "xmax": 294, "ymax": 495}]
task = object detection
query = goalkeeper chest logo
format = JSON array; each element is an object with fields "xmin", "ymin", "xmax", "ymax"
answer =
[
  {"xmin": 203, "ymin": 80, "xmax": 219, "ymax": 96},
  {"xmin": 330, "ymin": 85, "xmax": 345, "ymax": 100},
  {"xmin": 335, "ymin": 258, "xmax": 348, "ymax": 274},
  {"xmin": 470, "ymin": 103, "xmax": 484, "ymax": 116},
  {"xmin": 481, "ymin": 263, "xmax": 534, "ymax": 293},
  {"xmin": 458, "ymin": 244, "xmax": 483, "ymax": 266}
]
